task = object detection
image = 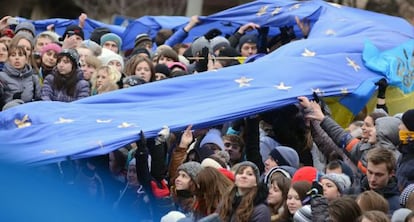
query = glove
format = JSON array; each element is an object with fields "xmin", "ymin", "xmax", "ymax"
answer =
[
  {"xmin": 195, "ymin": 47, "xmax": 209, "ymax": 72},
  {"xmin": 136, "ymin": 130, "xmax": 147, "ymax": 154},
  {"xmin": 155, "ymin": 125, "xmax": 170, "ymax": 145},
  {"xmin": 204, "ymin": 28, "xmax": 222, "ymax": 40},
  {"xmin": 375, "ymin": 78, "xmax": 388, "ymax": 99}
]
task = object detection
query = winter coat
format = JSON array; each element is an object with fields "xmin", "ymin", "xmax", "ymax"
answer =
[
  {"xmin": 360, "ymin": 176, "xmax": 401, "ymax": 214},
  {"xmin": 0, "ymin": 63, "xmax": 40, "ymax": 106},
  {"xmin": 41, "ymin": 68, "xmax": 89, "ymax": 102},
  {"xmin": 396, "ymin": 142, "xmax": 414, "ymax": 191}
]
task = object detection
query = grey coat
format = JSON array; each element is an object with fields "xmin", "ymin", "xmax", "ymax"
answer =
[{"xmin": 0, "ymin": 63, "xmax": 40, "ymax": 105}]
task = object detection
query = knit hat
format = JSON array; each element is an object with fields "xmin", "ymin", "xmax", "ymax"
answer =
[
  {"xmin": 402, "ymin": 109, "xmax": 414, "ymax": 131},
  {"xmin": 293, "ymin": 205, "xmax": 312, "ymax": 222},
  {"xmin": 15, "ymin": 21, "xmax": 35, "ymax": 37},
  {"xmin": 237, "ymin": 34, "xmax": 258, "ymax": 51},
  {"xmin": 2, "ymin": 99, "xmax": 24, "ymax": 111},
  {"xmin": 264, "ymin": 166, "xmax": 293, "ymax": 185},
  {"xmin": 200, "ymin": 128, "xmax": 225, "ymax": 150},
  {"xmin": 155, "ymin": 64, "xmax": 171, "ymax": 78},
  {"xmin": 161, "ymin": 211, "xmax": 186, "ymax": 222},
  {"xmin": 400, "ymin": 184, "xmax": 414, "ymax": 207},
  {"xmin": 321, "ymin": 173, "xmax": 351, "ymax": 194},
  {"xmin": 100, "ymin": 33, "xmax": 122, "ymax": 51},
  {"xmin": 168, "ymin": 62, "xmax": 187, "ymax": 72},
  {"xmin": 210, "ymin": 36, "xmax": 230, "ymax": 52},
  {"xmin": 98, "ymin": 48, "xmax": 124, "ymax": 70},
  {"xmin": 201, "ymin": 158, "xmax": 222, "ymax": 169},
  {"xmin": 41, "ymin": 43, "xmax": 62, "ymax": 56},
  {"xmin": 0, "ymin": 28, "xmax": 14, "ymax": 38},
  {"xmin": 218, "ymin": 168, "xmax": 235, "ymax": 182},
  {"xmin": 130, "ymin": 47, "xmax": 151, "ymax": 58},
  {"xmin": 38, "ymin": 30, "xmax": 60, "ymax": 43},
  {"xmin": 177, "ymin": 161, "xmax": 203, "ymax": 182},
  {"xmin": 391, "ymin": 208, "xmax": 412, "ymax": 222},
  {"xmin": 134, "ymin": 33, "xmax": 152, "ymax": 49},
  {"xmin": 191, "ymin": 36, "xmax": 211, "ymax": 56},
  {"xmin": 235, "ymin": 161, "xmax": 261, "ymax": 185},
  {"xmin": 269, "ymin": 146, "xmax": 300, "ymax": 169},
  {"xmin": 292, "ymin": 166, "xmax": 321, "ymax": 184},
  {"xmin": 89, "ymin": 27, "xmax": 111, "ymax": 45},
  {"xmin": 58, "ymin": 48, "xmax": 80, "ymax": 66},
  {"xmin": 15, "ymin": 32, "xmax": 34, "ymax": 46},
  {"xmin": 59, "ymin": 25, "xmax": 84, "ymax": 41}
]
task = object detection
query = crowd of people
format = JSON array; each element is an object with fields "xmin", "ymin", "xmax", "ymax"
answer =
[{"xmin": 0, "ymin": 12, "xmax": 413, "ymax": 222}]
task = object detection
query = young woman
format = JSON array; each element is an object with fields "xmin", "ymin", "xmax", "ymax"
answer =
[
  {"xmin": 276, "ymin": 181, "xmax": 311, "ymax": 222},
  {"xmin": 193, "ymin": 167, "xmax": 233, "ymax": 220},
  {"xmin": 124, "ymin": 56, "xmax": 155, "ymax": 83},
  {"xmin": 356, "ymin": 190, "xmax": 389, "ymax": 214},
  {"xmin": 218, "ymin": 161, "xmax": 270, "ymax": 222},
  {"xmin": 38, "ymin": 43, "xmax": 61, "ymax": 82},
  {"xmin": 90, "ymin": 65, "xmax": 120, "ymax": 95},
  {"xmin": 41, "ymin": 48, "xmax": 90, "ymax": 102},
  {"xmin": 0, "ymin": 45, "xmax": 40, "ymax": 109},
  {"xmin": 267, "ymin": 173, "xmax": 291, "ymax": 221}
]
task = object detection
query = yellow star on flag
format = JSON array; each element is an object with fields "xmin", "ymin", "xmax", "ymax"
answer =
[
  {"xmin": 235, "ymin": 76, "xmax": 253, "ymax": 87},
  {"xmin": 41, "ymin": 149, "xmax": 57, "ymax": 155},
  {"xmin": 341, "ymin": 88, "xmax": 349, "ymax": 95},
  {"xmin": 118, "ymin": 122, "xmax": 137, "ymax": 128},
  {"xmin": 257, "ymin": 6, "xmax": 268, "ymax": 16},
  {"xmin": 55, "ymin": 117, "xmax": 74, "ymax": 124},
  {"xmin": 301, "ymin": 48, "xmax": 316, "ymax": 57},
  {"xmin": 346, "ymin": 57, "xmax": 361, "ymax": 72},
  {"xmin": 289, "ymin": 4, "xmax": 301, "ymax": 11},
  {"xmin": 274, "ymin": 82, "xmax": 292, "ymax": 90},
  {"xmin": 271, "ymin": 7, "xmax": 282, "ymax": 16},
  {"xmin": 96, "ymin": 119, "xmax": 112, "ymax": 123},
  {"xmin": 312, "ymin": 88, "xmax": 324, "ymax": 95},
  {"xmin": 14, "ymin": 114, "xmax": 31, "ymax": 128},
  {"xmin": 325, "ymin": 29, "xmax": 336, "ymax": 36}
]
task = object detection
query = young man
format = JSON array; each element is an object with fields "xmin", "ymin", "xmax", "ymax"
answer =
[{"xmin": 362, "ymin": 147, "xmax": 400, "ymax": 214}]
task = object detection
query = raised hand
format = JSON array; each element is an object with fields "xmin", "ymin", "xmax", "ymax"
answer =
[
  {"xmin": 179, "ymin": 125, "xmax": 193, "ymax": 149},
  {"xmin": 238, "ymin": 22, "xmax": 260, "ymax": 35}
]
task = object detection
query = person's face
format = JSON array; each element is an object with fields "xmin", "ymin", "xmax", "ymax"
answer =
[
  {"xmin": 175, "ymin": 170, "xmax": 191, "ymax": 190},
  {"xmin": 64, "ymin": 34, "xmax": 82, "ymax": 48},
  {"xmin": 41, "ymin": 50, "xmax": 58, "ymax": 68},
  {"xmin": 367, "ymin": 126, "xmax": 377, "ymax": 144},
  {"xmin": 224, "ymin": 139, "xmax": 242, "ymax": 163},
  {"xmin": 158, "ymin": 56, "xmax": 174, "ymax": 65},
  {"xmin": 134, "ymin": 61, "xmax": 152, "ymax": 82},
  {"xmin": 17, "ymin": 39, "xmax": 32, "ymax": 58},
  {"xmin": 361, "ymin": 116, "xmax": 374, "ymax": 141},
  {"xmin": 264, "ymin": 157, "xmax": 278, "ymax": 173},
  {"xmin": 108, "ymin": 60, "xmax": 123, "ymax": 73},
  {"xmin": 127, "ymin": 164, "xmax": 138, "ymax": 186},
  {"xmin": 267, "ymin": 183, "xmax": 283, "ymax": 205},
  {"xmin": 76, "ymin": 48, "xmax": 93, "ymax": 66},
  {"xmin": 154, "ymin": 72, "xmax": 167, "ymax": 81},
  {"xmin": 286, "ymin": 188, "xmax": 302, "ymax": 215},
  {"xmin": 366, "ymin": 162, "xmax": 391, "ymax": 190},
  {"xmin": 103, "ymin": 40, "xmax": 119, "ymax": 53},
  {"xmin": 8, "ymin": 49, "xmax": 27, "ymax": 69},
  {"xmin": 0, "ymin": 43, "xmax": 8, "ymax": 62},
  {"xmin": 81, "ymin": 63, "xmax": 96, "ymax": 81},
  {"xmin": 35, "ymin": 37, "xmax": 52, "ymax": 53},
  {"xmin": 57, "ymin": 56, "xmax": 73, "ymax": 75},
  {"xmin": 240, "ymin": 42, "xmax": 257, "ymax": 57},
  {"xmin": 0, "ymin": 36, "xmax": 12, "ymax": 46},
  {"xmin": 321, "ymin": 178, "xmax": 341, "ymax": 201},
  {"xmin": 96, "ymin": 69, "xmax": 109, "ymax": 90},
  {"xmin": 235, "ymin": 166, "xmax": 257, "ymax": 191}
]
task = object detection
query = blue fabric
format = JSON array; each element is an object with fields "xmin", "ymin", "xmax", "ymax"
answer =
[{"xmin": 1, "ymin": 0, "xmax": 414, "ymax": 166}]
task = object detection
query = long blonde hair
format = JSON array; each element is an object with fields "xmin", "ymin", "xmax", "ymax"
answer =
[{"xmin": 90, "ymin": 65, "xmax": 121, "ymax": 94}]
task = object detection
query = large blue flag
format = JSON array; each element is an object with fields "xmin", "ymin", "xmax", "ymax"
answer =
[{"xmin": 1, "ymin": 0, "xmax": 413, "ymax": 166}]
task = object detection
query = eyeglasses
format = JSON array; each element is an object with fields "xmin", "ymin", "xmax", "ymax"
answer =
[{"xmin": 224, "ymin": 142, "xmax": 240, "ymax": 148}]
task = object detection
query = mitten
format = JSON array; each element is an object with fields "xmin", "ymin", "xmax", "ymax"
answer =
[{"xmin": 375, "ymin": 78, "xmax": 388, "ymax": 99}]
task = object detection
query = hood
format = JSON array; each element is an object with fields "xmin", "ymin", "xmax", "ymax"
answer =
[
  {"xmin": 3, "ymin": 62, "xmax": 33, "ymax": 78},
  {"xmin": 375, "ymin": 117, "xmax": 401, "ymax": 151}
]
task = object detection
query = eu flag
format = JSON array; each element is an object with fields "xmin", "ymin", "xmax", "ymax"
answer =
[{"xmin": 0, "ymin": 0, "xmax": 413, "ymax": 166}]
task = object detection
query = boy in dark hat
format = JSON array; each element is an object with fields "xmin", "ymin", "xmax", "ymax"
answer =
[{"xmin": 60, "ymin": 25, "xmax": 84, "ymax": 49}]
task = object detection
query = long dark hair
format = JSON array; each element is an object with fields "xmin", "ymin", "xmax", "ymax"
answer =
[{"xmin": 53, "ymin": 55, "xmax": 78, "ymax": 97}]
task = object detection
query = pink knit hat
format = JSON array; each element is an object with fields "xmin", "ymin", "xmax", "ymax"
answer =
[{"xmin": 41, "ymin": 43, "xmax": 62, "ymax": 56}]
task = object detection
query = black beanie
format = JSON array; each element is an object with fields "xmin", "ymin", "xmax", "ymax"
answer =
[
  {"xmin": 154, "ymin": 64, "xmax": 171, "ymax": 78},
  {"xmin": 402, "ymin": 109, "xmax": 414, "ymax": 131},
  {"xmin": 90, "ymin": 27, "xmax": 111, "ymax": 45}
]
